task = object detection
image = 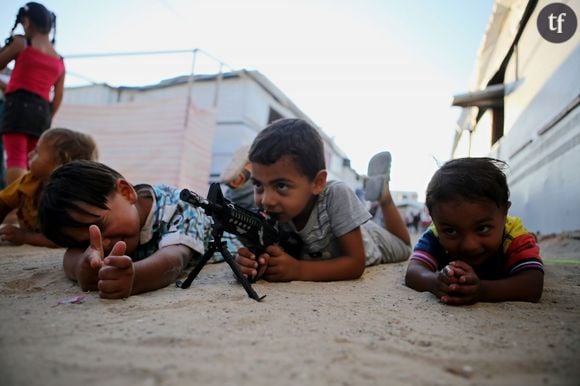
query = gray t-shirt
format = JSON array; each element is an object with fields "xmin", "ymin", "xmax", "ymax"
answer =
[{"xmin": 281, "ymin": 180, "xmax": 411, "ymax": 265}]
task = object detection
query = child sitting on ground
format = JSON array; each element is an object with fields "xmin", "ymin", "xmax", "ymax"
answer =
[
  {"xmin": 0, "ymin": 128, "xmax": 97, "ymax": 246},
  {"xmin": 405, "ymin": 157, "xmax": 544, "ymax": 305},
  {"xmin": 235, "ymin": 118, "xmax": 411, "ymax": 282},
  {"xmin": 38, "ymin": 160, "xmax": 240, "ymax": 299}
]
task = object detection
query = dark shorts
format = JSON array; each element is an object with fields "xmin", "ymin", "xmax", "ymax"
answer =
[{"xmin": 1, "ymin": 90, "xmax": 51, "ymax": 137}]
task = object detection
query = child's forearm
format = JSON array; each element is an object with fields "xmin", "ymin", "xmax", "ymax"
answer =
[
  {"xmin": 477, "ymin": 270, "xmax": 544, "ymax": 303},
  {"xmin": 294, "ymin": 256, "xmax": 365, "ymax": 281},
  {"xmin": 405, "ymin": 263, "xmax": 439, "ymax": 294},
  {"xmin": 22, "ymin": 232, "xmax": 59, "ymax": 248},
  {"xmin": 291, "ymin": 227, "xmax": 366, "ymax": 281},
  {"xmin": 130, "ymin": 245, "xmax": 192, "ymax": 295},
  {"xmin": 51, "ymin": 75, "xmax": 65, "ymax": 116}
]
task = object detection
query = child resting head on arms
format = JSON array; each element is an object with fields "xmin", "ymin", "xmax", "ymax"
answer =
[
  {"xmin": 235, "ymin": 118, "xmax": 411, "ymax": 282},
  {"xmin": 0, "ymin": 127, "xmax": 97, "ymax": 246},
  {"xmin": 38, "ymin": 160, "xmax": 240, "ymax": 299},
  {"xmin": 405, "ymin": 157, "xmax": 544, "ymax": 305}
]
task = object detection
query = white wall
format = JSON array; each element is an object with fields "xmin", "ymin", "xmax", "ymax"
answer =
[
  {"xmin": 507, "ymin": 107, "xmax": 580, "ymax": 233},
  {"xmin": 61, "ymin": 72, "xmax": 362, "ymax": 191},
  {"xmin": 455, "ymin": 0, "xmax": 580, "ymax": 233},
  {"xmin": 53, "ymin": 97, "xmax": 216, "ymax": 194},
  {"xmin": 501, "ymin": 45, "xmax": 580, "ymax": 233}
]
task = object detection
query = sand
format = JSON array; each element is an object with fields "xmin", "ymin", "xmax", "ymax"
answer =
[{"xmin": 0, "ymin": 232, "xmax": 579, "ymax": 386}]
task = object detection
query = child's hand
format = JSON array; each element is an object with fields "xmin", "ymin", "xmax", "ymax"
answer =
[
  {"xmin": 433, "ymin": 264, "xmax": 461, "ymax": 298},
  {"xmin": 262, "ymin": 245, "xmax": 301, "ymax": 282},
  {"xmin": 0, "ymin": 224, "xmax": 26, "ymax": 245},
  {"xmin": 235, "ymin": 247, "xmax": 269, "ymax": 280},
  {"xmin": 98, "ymin": 241, "xmax": 134, "ymax": 299},
  {"xmin": 441, "ymin": 263, "xmax": 467, "ymax": 279},
  {"xmin": 440, "ymin": 260, "xmax": 481, "ymax": 305},
  {"xmin": 75, "ymin": 225, "xmax": 106, "ymax": 291}
]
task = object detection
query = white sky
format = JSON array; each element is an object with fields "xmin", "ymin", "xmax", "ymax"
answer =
[{"xmin": 0, "ymin": 0, "xmax": 496, "ymax": 200}]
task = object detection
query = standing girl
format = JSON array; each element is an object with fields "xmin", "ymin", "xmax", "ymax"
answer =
[{"xmin": 0, "ymin": 2, "xmax": 65, "ymax": 186}]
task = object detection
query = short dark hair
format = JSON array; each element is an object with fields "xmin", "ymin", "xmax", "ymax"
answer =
[
  {"xmin": 38, "ymin": 160, "xmax": 124, "ymax": 247},
  {"xmin": 249, "ymin": 118, "xmax": 325, "ymax": 180},
  {"xmin": 41, "ymin": 128, "xmax": 98, "ymax": 164},
  {"xmin": 425, "ymin": 157, "xmax": 510, "ymax": 213}
]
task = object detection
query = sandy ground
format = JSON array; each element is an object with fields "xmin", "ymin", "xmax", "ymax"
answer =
[{"xmin": 0, "ymin": 232, "xmax": 579, "ymax": 386}]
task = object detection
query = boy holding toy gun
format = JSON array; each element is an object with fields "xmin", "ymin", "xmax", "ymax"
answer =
[
  {"xmin": 37, "ymin": 160, "xmax": 243, "ymax": 299},
  {"xmin": 235, "ymin": 118, "xmax": 412, "ymax": 282}
]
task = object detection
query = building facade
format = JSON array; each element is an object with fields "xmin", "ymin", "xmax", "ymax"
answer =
[
  {"xmin": 58, "ymin": 69, "xmax": 362, "ymax": 192},
  {"xmin": 451, "ymin": 0, "xmax": 579, "ymax": 233}
]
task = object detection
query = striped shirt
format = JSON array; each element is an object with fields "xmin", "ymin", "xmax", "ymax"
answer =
[{"xmin": 410, "ymin": 216, "xmax": 543, "ymax": 279}]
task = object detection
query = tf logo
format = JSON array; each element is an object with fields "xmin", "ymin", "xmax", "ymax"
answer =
[{"xmin": 537, "ymin": 2, "xmax": 577, "ymax": 43}]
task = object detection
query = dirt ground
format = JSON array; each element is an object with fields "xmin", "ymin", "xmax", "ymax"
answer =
[{"xmin": 0, "ymin": 231, "xmax": 579, "ymax": 386}]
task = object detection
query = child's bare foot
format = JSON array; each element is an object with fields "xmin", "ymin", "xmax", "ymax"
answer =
[{"xmin": 365, "ymin": 151, "xmax": 391, "ymax": 202}]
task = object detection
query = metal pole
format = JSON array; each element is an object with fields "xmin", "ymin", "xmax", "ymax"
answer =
[
  {"xmin": 184, "ymin": 49, "xmax": 198, "ymax": 128},
  {"xmin": 213, "ymin": 63, "xmax": 224, "ymax": 109},
  {"xmin": 468, "ymin": 130, "xmax": 472, "ymax": 157},
  {"xmin": 63, "ymin": 49, "xmax": 196, "ymax": 59}
]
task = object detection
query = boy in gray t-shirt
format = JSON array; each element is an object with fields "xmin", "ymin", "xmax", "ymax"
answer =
[{"xmin": 235, "ymin": 118, "xmax": 411, "ymax": 282}]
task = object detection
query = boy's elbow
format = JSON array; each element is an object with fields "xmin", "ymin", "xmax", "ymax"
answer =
[
  {"xmin": 404, "ymin": 261, "xmax": 415, "ymax": 286},
  {"xmin": 522, "ymin": 270, "xmax": 544, "ymax": 303},
  {"xmin": 404, "ymin": 265, "xmax": 427, "ymax": 292},
  {"xmin": 529, "ymin": 293, "xmax": 542, "ymax": 303},
  {"xmin": 404, "ymin": 270, "xmax": 418, "ymax": 290},
  {"xmin": 519, "ymin": 287, "xmax": 542, "ymax": 303},
  {"xmin": 170, "ymin": 254, "xmax": 190, "ymax": 281},
  {"xmin": 342, "ymin": 259, "xmax": 364, "ymax": 280},
  {"xmin": 404, "ymin": 270, "xmax": 412, "ymax": 288},
  {"xmin": 178, "ymin": 248, "xmax": 197, "ymax": 273},
  {"xmin": 352, "ymin": 265, "xmax": 365, "ymax": 279},
  {"xmin": 528, "ymin": 282, "xmax": 544, "ymax": 303}
]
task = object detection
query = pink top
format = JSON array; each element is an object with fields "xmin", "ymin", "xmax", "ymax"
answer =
[{"xmin": 6, "ymin": 45, "xmax": 65, "ymax": 102}]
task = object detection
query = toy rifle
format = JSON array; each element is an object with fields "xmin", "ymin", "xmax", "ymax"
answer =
[{"xmin": 176, "ymin": 183, "xmax": 302, "ymax": 301}]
